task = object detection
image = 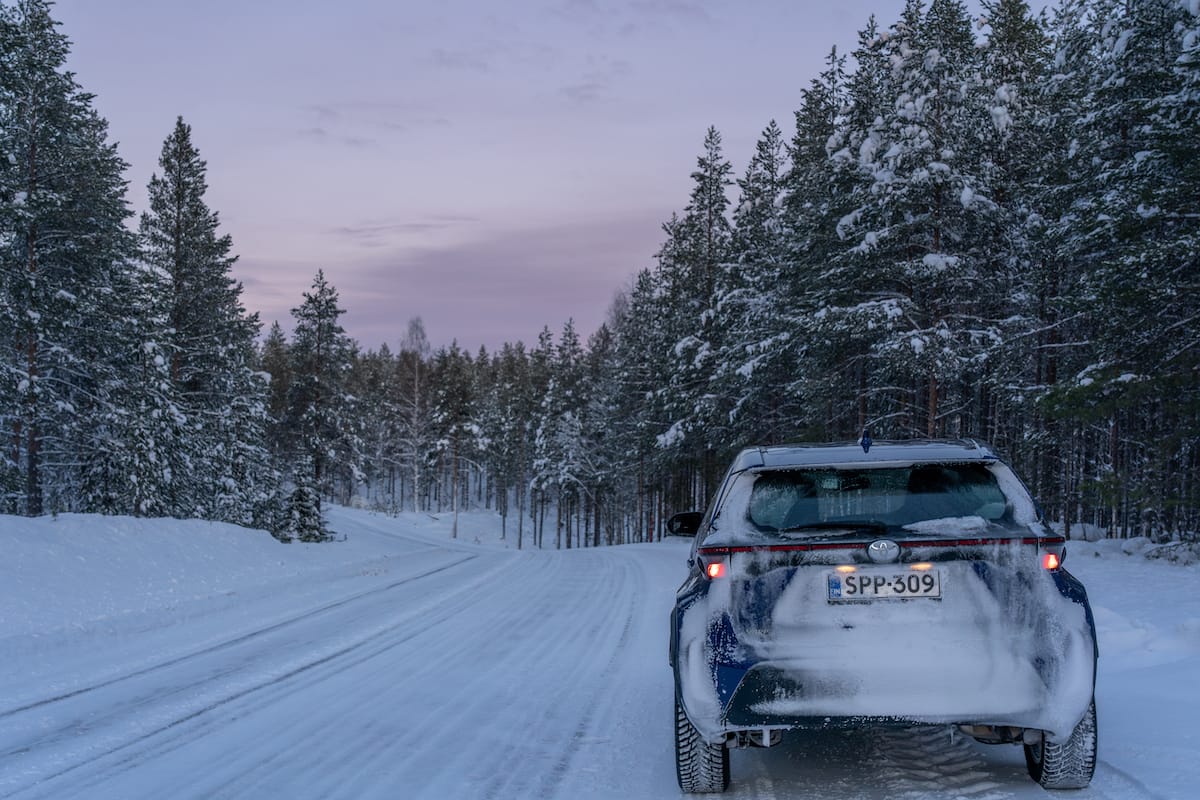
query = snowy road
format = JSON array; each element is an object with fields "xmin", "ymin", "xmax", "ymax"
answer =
[{"xmin": 1, "ymin": 508, "xmax": 1195, "ymax": 799}]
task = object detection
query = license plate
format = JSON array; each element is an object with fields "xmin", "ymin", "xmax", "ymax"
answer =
[{"xmin": 827, "ymin": 568, "xmax": 941, "ymax": 601}]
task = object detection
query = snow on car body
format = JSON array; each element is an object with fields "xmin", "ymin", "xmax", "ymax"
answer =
[{"xmin": 668, "ymin": 440, "xmax": 1098, "ymax": 793}]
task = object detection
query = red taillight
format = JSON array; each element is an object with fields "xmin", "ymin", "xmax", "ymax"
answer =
[
  {"xmin": 699, "ymin": 551, "xmax": 728, "ymax": 579},
  {"xmin": 1042, "ymin": 552, "xmax": 1061, "ymax": 570}
]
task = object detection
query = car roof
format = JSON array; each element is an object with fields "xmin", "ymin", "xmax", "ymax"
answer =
[{"xmin": 729, "ymin": 439, "xmax": 1001, "ymax": 472}]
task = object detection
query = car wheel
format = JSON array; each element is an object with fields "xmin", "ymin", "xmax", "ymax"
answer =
[
  {"xmin": 675, "ymin": 696, "xmax": 730, "ymax": 793},
  {"xmin": 1024, "ymin": 699, "xmax": 1097, "ymax": 789}
]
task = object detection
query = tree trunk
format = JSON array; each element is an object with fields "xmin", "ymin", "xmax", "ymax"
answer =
[
  {"xmin": 516, "ymin": 480, "xmax": 525, "ymax": 550},
  {"xmin": 927, "ymin": 374, "xmax": 939, "ymax": 438},
  {"xmin": 450, "ymin": 437, "xmax": 459, "ymax": 539},
  {"xmin": 593, "ymin": 493, "xmax": 602, "ymax": 548}
]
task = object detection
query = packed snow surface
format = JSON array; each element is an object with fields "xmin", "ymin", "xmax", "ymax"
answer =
[{"xmin": 1, "ymin": 508, "xmax": 1197, "ymax": 799}]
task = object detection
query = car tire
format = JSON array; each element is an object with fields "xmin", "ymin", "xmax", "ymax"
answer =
[
  {"xmin": 675, "ymin": 696, "xmax": 730, "ymax": 793},
  {"xmin": 1024, "ymin": 698, "xmax": 1097, "ymax": 789}
]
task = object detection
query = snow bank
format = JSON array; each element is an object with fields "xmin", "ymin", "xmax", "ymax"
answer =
[
  {"xmin": 1, "ymin": 514, "xmax": 299, "ymax": 639},
  {"xmin": 0, "ymin": 508, "xmax": 513, "ymax": 640}
]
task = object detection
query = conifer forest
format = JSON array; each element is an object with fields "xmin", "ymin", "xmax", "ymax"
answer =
[{"xmin": 2, "ymin": 0, "xmax": 1197, "ymax": 545}]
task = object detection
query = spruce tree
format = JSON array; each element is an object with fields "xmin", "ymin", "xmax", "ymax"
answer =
[
  {"xmin": 777, "ymin": 49, "xmax": 853, "ymax": 440},
  {"xmin": 395, "ymin": 317, "xmax": 434, "ymax": 511},
  {"xmin": 430, "ymin": 341, "xmax": 476, "ymax": 537},
  {"xmin": 0, "ymin": 0, "xmax": 135, "ymax": 514},
  {"xmin": 659, "ymin": 128, "xmax": 733, "ymax": 496},
  {"xmin": 284, "ymin": 270, "xmax": 357, "ymax": 538},
  {"xmin": 139, "ymin": 117, "xmax": 271, "ymax": 521},
  {"xmin": 976, "ymin": 0, "xmax": 1056, "ymax": 469},
  {"xmin": 285, "ymin": 453, "xmax": 324, "ymax": 542},
  {"xmin": 260, "ymin": 321, "xmax": 292, "ymax": 454},
  {"xmin": 717, "ymin": 120, "xmax": 792, "ymax": 446},
  {"xmin": 345, "ymin": 344, "xmax": 399, "ymax": 511},
  {"xmin": 480, "ymin": 341, "xmax": 534, "ymax": 543},
  {"xmin": 86, "ymin": 259, "xmax": 187, "ymax": 517},
  {"xmin": 1043, "ymin": 0, "xmax": 1200, "ymax": 535},
  {"xmin": 582, "ymin": 322, "xmax": 618, "ymax": 545},
  {"xmin": 532, "ymin": 320, "xmax": 591, "ymax": 548},
  {"xmin": 830, "ymin": 0, "xmax": 1005, "ymax": 437},
  {"xmin": 817, "ymin": 15, "xmax": 912, "ymax": 438}
]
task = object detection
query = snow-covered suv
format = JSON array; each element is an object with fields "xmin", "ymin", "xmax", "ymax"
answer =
[{"xmin": 668, "ymin": 440, "xmax": 1097, "ymax": 793}]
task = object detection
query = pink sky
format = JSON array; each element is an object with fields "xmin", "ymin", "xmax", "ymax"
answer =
[{"xmin": 52, "ymin": 0, "xmax": 982, "ymax": 352}]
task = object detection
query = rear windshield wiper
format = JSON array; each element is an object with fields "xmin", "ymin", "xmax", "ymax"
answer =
[{"xmin": 776, "ymin": 521, "xmax": 891, "ymax": 536}]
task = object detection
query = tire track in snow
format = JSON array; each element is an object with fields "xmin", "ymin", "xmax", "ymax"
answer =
[
  {"xmin": 131, "ymin": 549, "xmax": 582, "ymax": 800},
  {"xmin": 1089, "ymin": 760, "xmax": 1170, "ymax": 800},
  {"xmin": 232, "ymin": 547, "xmax": 650, "ymax": 800},
  {"xmin": 126, "ymin": 557, "xmax": 523, "ymax": 800},
  {"xmin": 719, "ymin": 723, "xmax": 1038, "ymax": 799},
  {"xmin": 313, "ymin": 551, "xmax": 584, "ymax": 800},
  {"xmin": 0, "ymin": 551, "xmax": 478, "ymax": 770},
  {"xmin": 877, "ymin": 726, "xmax": 1002, "ymax": 795},
  {"xmin": 0, "ymin": 548, "xmax": 469, "ymax": 722},
  {"xmin": 526, "ymin": 554, "xmax": 640, "ymax": 800},
  {"xmin": 0, "ymin": 551, "xmax": 510, "ymax": 800},
  {"xmin": 335, "ymin": 549, "xmax": 633, "ymax": 800}
]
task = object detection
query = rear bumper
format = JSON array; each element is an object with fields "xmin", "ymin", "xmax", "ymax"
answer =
[
  {"xmin": 717, "ymin": 656, "xmax": 1050, "ymax": 731},
  {"xmin": 673, "ymin": 566, "xmax": 1098, "ymax": 743},
  {"xmin": 678, "ymin": 615, "xmax": 1095, "ymax": 743}
]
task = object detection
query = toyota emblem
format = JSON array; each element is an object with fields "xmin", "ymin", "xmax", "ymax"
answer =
[{"xmin": 867, "ymin": 539, "xmax": 901, "ymax": 564}]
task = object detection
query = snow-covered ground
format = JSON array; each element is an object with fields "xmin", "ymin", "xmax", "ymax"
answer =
[{"xmin": 1, "ymin": 507, "xmax": 1196, "ymax": 799}]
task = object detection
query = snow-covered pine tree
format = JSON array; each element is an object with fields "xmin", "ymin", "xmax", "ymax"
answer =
[
  {"xmin": 82, "ymin": 256, "xmax": 188, "ymax": 517},
  {"xmin": 817, "ymin": 15, "xmax": 914, "ymax": 438},
  {"xmin": 1043, "ymin": 0, "xmax": 1200, "ymax": 536},
  {"xmin": 213, "ymin": 368, "xmax": 276, "ymax": 528},
  {"xmin": 284, "ymin": 270, "xmax": 358, "ymax": 538},
  {"xmin": 139, "ymin": 117, "xmax": 270, "ymax": 522},
  {"xmin": 975, "ymin": 0, "xmax": 1057, "ymax": 481},
  {"xmin": 285, "ymin": 453, "xmax": 324, "ymax": 543},
  {"xmin": 1000, "ymin": 0, "xmax": 1100, "ymax": 512},
  {"xmin": 429, "ymin": 340, "xmax": 476, "ymax": 537},
  {"xmin": 603, "ymin": 270, "xmax": 672, "ymax": 542},
  {"xmin": 779, "ymin": 48, "xmax": 861, "ymax": 439},
  {"xmin": 784, "ymin": 46, "xmax": 849, "ymax": 269},
  {"xmin": 469, "ymin": 343, "xmax": 493, "ymax": 510},
  {"xmin": 395, "ymin": 317, "xmax": 435, "ymax": 512},
  {"xmin": 716, "ymin": 119, "xmax": 794, "ymax": 447},
  {"xmin": 479, "ymin": 340, "xmax": 534, "ymax": 544},
  {"xmin": 531, "ymin": 319, "xmax": 592, "ymax": 549},
  {"xmin": 1083, "ymin": 0, "xmax": 1196, "ymax": 381},
  {"xmin": 833, "ymin": 0, "xmax": 1003, "ymax": 438},
  {"xmin": 581, "ymin": 322, "xmax": 619, "ymax": 546},
  {"xmin": 656, "ymin": 128, "xmax": 733, "ymax": 504},
  {"xmin": 0, "ymin": 0, "xmax": 135, "ymax": 515},
  {"xmin": 525, "ymin": 326, "xmax": 555, "ymax": 545},
  {"xmin": 260, "ymin": 321, "xmax": 291, "ymax": 455},
  {"xmin": 348, "ymin": 343, "xmax": 400, "ymax": 510}
]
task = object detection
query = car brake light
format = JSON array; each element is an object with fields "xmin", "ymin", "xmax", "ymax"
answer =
[
  {"xmin": 698, "ymin": 552, "xmax": 728, "ymax": 579},
  {"xmin": 1042, "ymin": 552, "xmax": 1061, "ymax": 570}
]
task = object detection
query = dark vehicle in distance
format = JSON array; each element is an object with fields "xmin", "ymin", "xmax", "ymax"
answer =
[{"xmin": 668, "ymin": 440, "xmax": 1097, "ymax": 793}]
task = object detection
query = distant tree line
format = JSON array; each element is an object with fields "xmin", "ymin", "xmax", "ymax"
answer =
[{"xmin": 2, "ymin": 0, "xmax": 1197, "ymax": 543}]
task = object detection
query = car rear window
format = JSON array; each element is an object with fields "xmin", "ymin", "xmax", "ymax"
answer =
[{"xmin": 744, "ymin": 463, "xmax": 1010, "ymax": 532}]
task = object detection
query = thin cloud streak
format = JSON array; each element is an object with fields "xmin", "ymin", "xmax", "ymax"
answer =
[
  {"xmin": 242, "ymin": 214, "xmax": 667, "ymax": 352},
  {"xmin": 331, "ymin": 215, "xmax": 482, "ymax": 248}
]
